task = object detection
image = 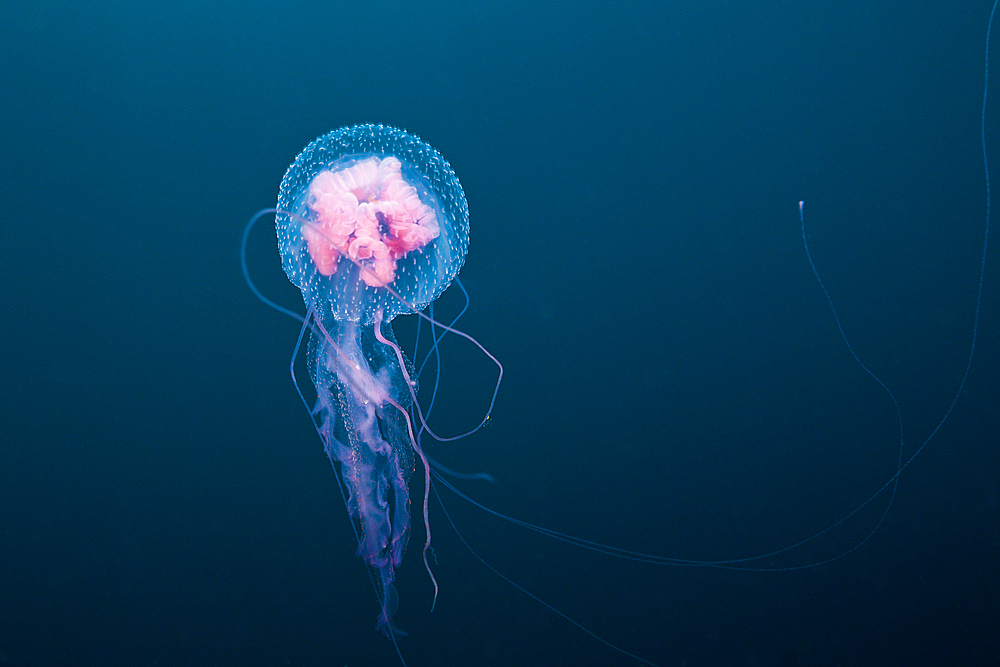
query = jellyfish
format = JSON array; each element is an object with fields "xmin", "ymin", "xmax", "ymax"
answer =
[{"xmin": 274, "ymin": 124, "xmax": 470, "ymax": 637}]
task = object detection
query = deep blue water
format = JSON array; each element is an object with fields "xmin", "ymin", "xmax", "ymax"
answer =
[{"xmin": 1, "ymin": 2, "xmax": 998, "ymax": 665}]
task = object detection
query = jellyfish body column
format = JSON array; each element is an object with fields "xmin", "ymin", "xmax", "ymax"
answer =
[{"xmin": 309, "ymin": 315, "xmax": 414, "ymax": 635}]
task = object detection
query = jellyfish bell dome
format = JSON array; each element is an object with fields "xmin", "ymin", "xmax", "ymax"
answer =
[{"xmin": 276, "ymin": 124, "xmax": 470, "ymax": 325}]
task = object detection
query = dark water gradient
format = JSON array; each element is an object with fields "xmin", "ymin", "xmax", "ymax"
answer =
[{"xmin": 1, "ymin": 2, "xmax": 997, "ymax": 665}]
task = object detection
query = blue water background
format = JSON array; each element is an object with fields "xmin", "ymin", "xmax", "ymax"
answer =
[{"xmin": 1, "ymin": 2, "xmax": 998, "ymax": 665}]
